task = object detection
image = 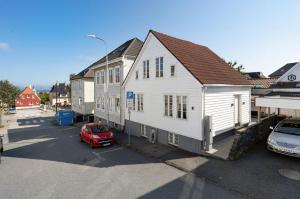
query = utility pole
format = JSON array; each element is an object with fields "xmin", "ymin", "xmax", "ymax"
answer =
[{"xmin": 55, "ymin": 81, "xmax": 58, "ymax": 113}]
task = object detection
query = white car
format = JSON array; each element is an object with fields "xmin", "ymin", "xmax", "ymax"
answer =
[{"xmin": 268, "ymin": 119, "xmax": 300, "ymax": 158}]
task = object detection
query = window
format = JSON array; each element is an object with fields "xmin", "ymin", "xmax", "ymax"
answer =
[
  {"xmin": 96, "ymin": 98, "xmax": 100, "ymax": 109},
  {"xmin": 115, "ymin": 67, "xmax": 120, "ymax": 83},
  {"xmin": 170, "ymin": 65, "xmax": 175, "ymax": 77},
  {"xmin": 109, "ymin": 69, "xmax": 114, "ymax": 83},
  {"xmin": 79, "ymin": 97, "xmax": 83, "ymax": 106},
  {"xmin": 141, "ymin": 125, "xmax": 147, "ymax": 137},
  {"xmin": 100, "ymin": 71, "xmax": 105, "ymax": 84},
  {"xmin": 168, "ymin": 132, "xmax": 179, "ymax": 146},
  {"xmin": 115, "ymin": 97, "xmax": 120, "ymax": 112},
  {"xmin": 100, "ymin": 97, "xmax": 105, "ymax": 110},
  {"xmin": 143, "ymin": 60, "xmax": 149, "ymax": 79},
  {"xmin": 135, "ymin": 70, "xmax": 139, "ymax": 80},
  {"xmin": 137, "ymin": 94, "xmax": 143, "ymax": 111},
  {"xmin": 156, "ymin": 57, "xmax": 164, "ymax": 77},
  {"xmin": 29, "ymin": 101, "xmax": 33, "ymax": 105},
  {"xmin": 96, "ymin": 72, "xmax": 100, "ymax": 84},
  {"xmin": 32, "ymin": 95, "xmax": 35, "ymax": 99},
  {"xmin": 177, "ymin": 96, "xmax": 187, "ymax": 119},
  {"xmin": 133, "ymin": 93, "xmax": 136, "ymax": 110},
  {"xmin": 164, "ymin": 95, "xmax": 173, "ymax": 117}
]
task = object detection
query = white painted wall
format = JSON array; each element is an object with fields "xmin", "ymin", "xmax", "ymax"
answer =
[
  {"xmin": 71, "ymin": 79, "xmax": 94, "ymax": 115},
  {"xmin": 124, "ymin": 33, "xmax": 204, "ymax": 141},
  {"xmin": 277, "ymin": 62, "xmax": 300, "ymax": 82},
  {"xmin": 204, "ymin": 86, "xmax": 251, "ymax": 135}
]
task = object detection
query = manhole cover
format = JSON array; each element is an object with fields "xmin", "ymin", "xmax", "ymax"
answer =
[{"xmin": 278, "ymin": 169, "xmax": 300, "ymax": 181}]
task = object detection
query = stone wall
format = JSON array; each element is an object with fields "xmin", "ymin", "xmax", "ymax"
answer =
[{"xmin": 228, "ymin": 115, "xmax": 284, "ymax": 160}]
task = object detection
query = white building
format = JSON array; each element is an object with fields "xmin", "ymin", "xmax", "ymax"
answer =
[
  {"xmin": 70, "ymin": 67, "xmax": 94, "ymax": 121},
  {"xmin": 256, "ymin": 62, "xmax": 300, "ymax": 119},
  {"xmin": 122, "ymin": 30, "xmax": 251, "ymax": 154},
  {"xmin": 92, "ymin": 38, "xmax": 143, "ymax": 129},
  {"xmin": 49, "ymin": 83, "xmax": 71, "ymax": 107}
]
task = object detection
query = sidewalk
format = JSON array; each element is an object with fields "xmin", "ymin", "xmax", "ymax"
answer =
[{"xmin": 113, "ymin": 130, "xmax": 217, "ymax": 172}]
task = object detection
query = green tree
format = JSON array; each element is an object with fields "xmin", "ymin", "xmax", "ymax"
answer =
[
  {"xmin": 0, "ymin": 80, "xmax": 20, "ymax": 126},
  {"xmin": 39, "ymin": 92, "xmax": 49, "ymax": 104},
  {"xmin": 227, "ymin": 61, "xmax": 245, "ymax": 73}
]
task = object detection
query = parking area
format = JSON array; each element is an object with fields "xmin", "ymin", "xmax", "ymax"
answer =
[{"xmin": 0, "ymin": 109, "xmax": 246, "ymax": 199}]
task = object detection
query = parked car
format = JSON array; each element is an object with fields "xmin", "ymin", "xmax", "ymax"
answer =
[
  {"xmin": 0, "ymin": 134, "xmax": 3, "ymax": 162},
  {"xmin": 268, "ymin": 119, "xmax": 300, "ymax": 158},
  {"xmin": 8, "ymin": 107, "xmax": 16, "ymax": 114},
  {"xmin": 80, "ymin": 123, "xmax": 115, "ymax": 148}
]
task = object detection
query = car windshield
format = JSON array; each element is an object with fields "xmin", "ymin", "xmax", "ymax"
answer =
[
  {"xmin": 275, "ymin": 122, "xmax": 300, "ymax": 136},
  {"xmin": 91, "ymin": 126, "xmax": 109, "ymax": 134}
]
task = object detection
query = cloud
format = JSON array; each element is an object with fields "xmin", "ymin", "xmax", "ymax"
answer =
[{"xmin": 0, "ymin": 42, "xmax": 9, "ymax": 51}]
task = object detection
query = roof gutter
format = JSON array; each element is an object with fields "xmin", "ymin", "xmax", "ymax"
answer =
[{"xmin": 203, "ymin": 84, "xmax": 252, "ymax": 87}]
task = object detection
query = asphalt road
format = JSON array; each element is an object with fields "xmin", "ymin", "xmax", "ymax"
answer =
[{"xmin": 0, "ymin": 109, "xmax": 246, "ymax": 199}]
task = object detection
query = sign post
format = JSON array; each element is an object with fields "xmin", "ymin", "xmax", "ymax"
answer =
[{"xmin": 126, "ymin": 91, "xmax": 134, "ymax": 146}]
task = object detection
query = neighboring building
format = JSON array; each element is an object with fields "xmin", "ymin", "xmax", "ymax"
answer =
[
  {"xmin": 49, "ymin": 83, "xmax": 71, "ymax": 106},
  {"xmin": 256, "ymin": 62, "xmax": 300, "ymax": 119},
  {"xmin": 15, "ymin": 86, "xmax": 41, "ymax": 109},
  {"xmin": 122, "ymin": 30, "xmax": 251, "ymax": 154},
  {"xmin": 92, "ymin": 38, "xmax": 143, "ymax": 129},
  {"xmin": 70, "ymin": 67, "xmax": 95, "ymax": 122},
  {"xmin": 243, "ymin": 72, "xmax": 266, "ymax": 80},
  {"xmin": 269, "ymin": 62, "xmax": 298, "ymax": 78}
]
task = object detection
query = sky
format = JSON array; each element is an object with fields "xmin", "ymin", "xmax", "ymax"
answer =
[{"xmin": 0, "ymin": 0, "xmax": 300, "ymax": 90}]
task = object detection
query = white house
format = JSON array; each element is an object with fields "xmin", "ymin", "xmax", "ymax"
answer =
[
  {"xmin": 256, "ymin": 62, "xmax": 300, "ymax": 119},
  {"xmin": 70, "ymin": 67, "xmax": 94, "ymax": 121},
  {"xmin": 49, "ymin": 83, "xmax": 71, "ymax": 107},
  {"xmin": 92, "ymin": 38, "xmax": 143, "ymax": 129},
  {"xmin": 122, "ymin": 30, "xmax": 251, "ymax": 154}
]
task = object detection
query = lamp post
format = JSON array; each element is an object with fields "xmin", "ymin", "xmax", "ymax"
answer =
[{"xmin": 87, "ymin": 34, "xmax": 110, "ymax": 127}]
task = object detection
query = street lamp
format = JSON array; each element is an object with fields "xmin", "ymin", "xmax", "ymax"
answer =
[{"xmin": 87, "ymin": 34, "xmax": 110, "ymax": 127}]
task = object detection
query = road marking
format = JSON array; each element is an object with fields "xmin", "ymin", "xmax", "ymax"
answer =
[
  {"xmin": 92, "ymin": 146, "xmax": 123, "ymax": 155},
  {"xmin": 61, "ymin": 127, "xmax": 78, "ymax": 131}
]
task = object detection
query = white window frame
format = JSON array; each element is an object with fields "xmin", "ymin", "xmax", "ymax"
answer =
[
  {"xmin": 143, "ymin": 60, "xmax": 149, "ymax": 79},
  {"xmin": 177, "ymin": 96, "xmax": 187, "ymax": 120},
  {"xmin": 168, "ymin": 132, "xmax": 179, "ymax": 146},
  {"xmin": 115, "ymin": 67, "xmax": 120, "ymax": 83},
  {"xmin": 115, "ymin": 97, "xmax": 120, "ymax": 112},
  {"xmin": 100, "ymin": 97, "xmax": 105, "ymax": 110},
  {"xmin": 100, "ymin": 70, "xmax": 105, "ymax": 84},
  {"xmin": 137, "ymin": 93, "xmax": 144, "ymax": 112},
  {"xmin": 164, "ymin": 95, "xmax": 173, "ymax": 117},
  {"xmin": 109, "ymin": 68, "xmax": 114, "ymax": 84},
  {"xmin": 156, "ymin": 57, "xmax": 164, "ymax": 77},
  {"xmin": 96, "ymin": 72, "xmax": 100, "ymax": 84},
  {"xmin": 170, "ymin": 65, "xmax": 175, "ymax": 77},
  {"xmin": 141, "ymin": 124, "xmax": 147, "ymax": 137}
]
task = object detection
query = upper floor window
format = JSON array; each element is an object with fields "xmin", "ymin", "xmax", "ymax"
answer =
[
  {"xmin": 170, "ymin": 65, "xmax": 175, "ymax": 77},
  {"xmin": 143, "ymin": 60, "xmax": 149, "ymax": 79},
  {"xmin": 156, "ymin": 57, "xmax": 164, "ymax": 77},
  {"xmin": 96, "ymin": 72, "xmax": 100, "ymax": 84},
  {"xmin": 100, "ymin": 70, "xmax": 105, "ymax": 84},
  {"xmin": 100, "ymin": 97, "xmax": 105, "ymax": 110},
  {"xmin": 115, "ymin": 67, "xmax": 120, "ymax": 83},
  {"xmin": 135, "ymin": 70, "xmax": 139, "ymax": 80},
  {"xmin": 109, "ymin": 69, "xmax": 114, "ymax": 84},
  {"xmin": 137, "ymin": 94, "xmax": 144, "ymax": 112},
  {"xmin": 96, "ymin": 98, "xmax": 100, "ymax": 109},
  {"xmin": 164, "ymin": 95, "xmax": 173, "ymax": 117},
  {"xmin": 177, "ymin": 96, "xmax": 187, "ymax": 119}
]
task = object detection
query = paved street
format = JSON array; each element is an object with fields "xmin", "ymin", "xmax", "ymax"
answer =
[{"xmin": 0, "ymin": 109, "xmax": 245, "ymax": 199}]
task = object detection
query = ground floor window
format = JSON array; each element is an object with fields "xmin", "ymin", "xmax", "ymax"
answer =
[
  {"xmin": 168, "ymin": 132, "xmax": 179, "ymax": 146},
  {"xmin": 141, "ymin": 124, "xmax": 147, "ymax": 137}
]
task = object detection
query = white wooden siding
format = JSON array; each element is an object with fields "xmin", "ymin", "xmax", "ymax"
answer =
[{"xmin": 205, "ymin": 86, "xmax": 251, "ymax": 136}]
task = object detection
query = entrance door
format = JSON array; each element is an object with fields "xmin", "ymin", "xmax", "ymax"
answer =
[{"xmin": 234, "ymin": 95, "xmax": 241, "ymax": 126}]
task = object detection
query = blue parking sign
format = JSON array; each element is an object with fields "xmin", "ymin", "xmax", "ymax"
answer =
[{"xmin": 127, "ymin": 91, "xmax": 133, "ymax": 99}]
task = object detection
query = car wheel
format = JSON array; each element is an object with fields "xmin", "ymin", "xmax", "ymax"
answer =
[{"xmin": 90, "ymin": 141, "xmax": 94, "ymax": 148}]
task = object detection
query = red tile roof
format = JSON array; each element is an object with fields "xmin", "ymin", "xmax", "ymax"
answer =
[
  {"xmin": 249, "ymin": 78, "xmax": 277, "ymax": 88},
  {"xmin": 150, "ymin": 30, "xmax": 250, "ymax": 85}
]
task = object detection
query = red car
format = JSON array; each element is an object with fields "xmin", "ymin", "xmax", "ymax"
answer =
[{"xmin": 80, "ymin": 123, "xmax": 115, "ymax": 148}]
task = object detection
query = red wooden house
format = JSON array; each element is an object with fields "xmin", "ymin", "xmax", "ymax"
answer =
[{"xmin": 15, "ymin": 86, "xmax": 41, "ymax": 109}]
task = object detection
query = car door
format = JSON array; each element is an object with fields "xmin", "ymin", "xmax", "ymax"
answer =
[{"xmin": 81, "ymin": 125, "xmax": 88, "ymax": 143}]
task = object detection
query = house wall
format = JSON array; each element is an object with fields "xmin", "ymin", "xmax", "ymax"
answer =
[
  {"xmin": 94, "ymin": 59, "xmax": 133, "ymax": 126},
  {"xmin": 124, "ymin": 33, "xmax": 204, "ymax": 141},
  {"xmin": 71, "ymin": 79, "xmax": 94, "ymax": 115},
  {"xmin": 277, "ymin": 62, "xmax": 300, "ymax": 82},
  {"xmin": 15, "ymin": 93, "xmax": 41, "ymax": 108},
  {"xmin": 204, "ymin": 86, "xmax": 251, "ymax": 135}
]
